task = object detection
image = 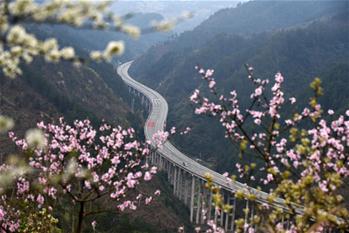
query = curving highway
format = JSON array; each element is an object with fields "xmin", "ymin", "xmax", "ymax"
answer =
[{"xmin": 117, "ymin": 61, "xmax": 300, "ymax": 213}]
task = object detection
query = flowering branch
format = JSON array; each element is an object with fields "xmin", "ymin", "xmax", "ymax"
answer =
[{"xmin": 190, "ymin": 65, "xmax": 349, "ymax": 232}]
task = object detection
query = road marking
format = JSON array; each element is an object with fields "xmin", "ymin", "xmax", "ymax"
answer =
[{"xmin": 152, "ymin": 98, "xmax": 160, "ymax": 105}]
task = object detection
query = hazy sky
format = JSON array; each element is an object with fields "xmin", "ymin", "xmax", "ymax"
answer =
[
  {"xmin": 112, "ymin": 1, "xmax": 248, "ymax": 32},
  {"xmin": 113, "ymin": 1, "xmax": 244, "ymax": 16}
]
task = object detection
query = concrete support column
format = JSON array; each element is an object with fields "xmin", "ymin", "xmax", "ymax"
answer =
[
  {"xmin": 173, "ymin": 167, "xmax": 178, "ymax": 195},
  {"xmin": 214, "ymin": 206, "xmax": 218, "ymax": 224},
  {"xmin": 286, "ymin": 219, "xmax": 290, "ymax": 231},
  {"xmin": 171, "ymin": 165, "xmax": 175, "ymax": 185},
  {"xmin": 167, "ymin": 162, "xmax": 171, "ymax": 181},
  {"xmin": 195, "ymin": 180, "xmax": 201, "ymax": 224},
  {"xmin": 151, "ymin": 152, "xmax": 154, "ymax": 165},
  {"xmin": 190, "ymin": 176, "xmax": 195, "ymax": 222},
  {"xmin": 177, "ymin": 169, "xmax": 182, "ymax": 198},
  {"xmin": 207, "ymin": 191, "xmax": 212, "ymax": 221},
  {"xmin": 244, "ymin": 199, "xmax": 250, "ymax": 233},
  {"xmin": 200, "ymin": 188, "xmax": 205, "ymax": 225},
  {"xmin": 153, "ymin": 152, "xmax": 156, "ymax": 166},
  {"xmin": 183, "ymin": 173, "xmax": 189, "ymax": 206},
  {"xmin": 176, "ymin": 168, "xmax": 180, "ymax": 198},
  {"xmin": 230, "ymin": 196, "xmax": 236, "ymax": 232},
  {"xmin": 157, "ymin": 155, "xmax": 160, "ymax": 170},
  {"xmin": 145, "ymin": 152, "xmax": 150, "ymax": 165},
  {"xmin": 169, "ymin": 165, "xmax": 174, "ymax": 184},
  {"xmin": 156, "ymin": 153, "xmax": 160, "ymax": 167},
  {"xmin": 154, "ymin": 152, "xmax": 157, "ymax": 166},
  {"xmin": 131, "ymin": 97, "xmax": 135, "ymax": 112},
  {"xmin": 250, "ymin": 201, "xmax": 255, "ymax": 229},
  {"xmin": 159, "ymin": 156, "xmax": 163, "ymax": 170},
  {"xmin": 220, "ymin": 192, "xmax": 224, "ymax": 226},
  {"xmin": 224, "ymin": 195, "xmax": 229, "ymax": 232}
]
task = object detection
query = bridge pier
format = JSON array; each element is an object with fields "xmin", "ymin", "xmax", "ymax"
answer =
[
  {"xmin": 173, "ymin": 166, "xmax": 178, "ymax": 195},
  {"xmin": 176, "ymin": 168, "xmax": 181, "ymax": 197},
  {"xmin": 184, "ymin": 173, "xmax": 190, "ymax": 206},
  {"xmin": 169, "ymin": 164, "xmax": 174, "ymax": 185},
  {"xmin": 224, "ymin": 193, "xmax": 229, "ymax": 232},
  {"xmin": 195, "ymin": 179, "xmax": 201, "ymax": 225},
  {"xmin": 166, "ymin": 161, "xmax": 171, "ymax": 181},
  {"xmin": 151, "ymin": 152, "xmax": 155, "ymax": 165},
  {"xmin": 190, "ymin": 176, "xmax": 195, "ymax": 222},
  {"xmin": 201, "ymin": 187, "xmax": 209, "ymax": 225},
  {"xmin": 131, "ymin": 97, "xmax": 135, "ymax": 112},
  {"xmin": 250, "ymin": 201, "xmax": 255, "ymax": 229},
  {"xmin": 158, "ymin": 155, "xmax": 163, "ymax": 171},
  {"xmin": 178, "ymin": 170, "xmax": 184, "ymax": 200},
  {"xmin": 220, "ymin": 193, "xmax": 224, "ymax": 226},
  {"xmin": 230, "ymin": 196, "xmax": 236, "ymax": 232}
]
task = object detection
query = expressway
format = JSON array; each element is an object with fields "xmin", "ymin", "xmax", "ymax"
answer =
[{"xmin": 117, "ymin": 61, "xmax": 297, "ymax": 212}]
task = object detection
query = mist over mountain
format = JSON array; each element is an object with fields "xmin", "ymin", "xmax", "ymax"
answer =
[
  {"xmin": 112, "ymin": 1, "xmax": 242, "ymax": 33},
  {"xmin": 40, "ymin": 12, "xmax": 170, "ymax": 61},
  {"xmin": 131, "ymin": 0, "xmax": 349, "ymax": 173}
]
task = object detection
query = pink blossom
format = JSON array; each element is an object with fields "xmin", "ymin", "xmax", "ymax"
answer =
[
  {"xmin": 36, "ymin": 194, "xmax": 44, "ymax": 205},
  {"xmin": 205, "ymin": 69, "xmax": 214, "ymax": 78},
  {"xmin": 319, "ymin": 181, "xmax": 329, "ymax": 192},
  {"xmin": 289, "ymin": 97, "xmax": 296, "ymax": 104},
  {"xmin": 275, "ymin": 72, "xmax": 284, "ymax": 83},
  {"xmin": 91, "ymin": 220, "xmax": 97, "ymax": 230},
  {"xmin": 0, "ymin": 207, "xmax": 5, "ymax": 221},
  {"xmin": 254, "ymin": 86, "xmax": 263, "ymax": 97},
  {"xmin": 144, "ymin": 171, "xmax": 152, "ymax": 181},
  {"xmin": 152, "ymin": 130, "xmax": 169, "ymax": 148},
  {"xmin": 170, "ymin": 127, "xmax": 176, "ymax": 134},
  {"xmin": 145, "ymin": 197, "xmax": 152, "ymax": 205},
  {"xmin": 209, "ymin": 80, "xmax": 216, "ymax": 89}
]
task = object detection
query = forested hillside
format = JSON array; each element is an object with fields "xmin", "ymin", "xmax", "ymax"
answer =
[
  {"xmin": 130, "ymin": 0, "xmax": 349, "ymax": 173},
  {"xmin": 131, "ymin": 0, "xmax": 343, "ymax": 69}
]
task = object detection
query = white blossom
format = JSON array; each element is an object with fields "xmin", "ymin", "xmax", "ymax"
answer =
[
  {"xmin": 103, "ymin": 41, "xmax": 125, "ymax": 59},
  {"xmin": 0, "ymin": 116, "xmax": 15, "ymax": 133},
  {"xmin": 60, "ymin": 47, "xmax": 75, "ymax": 59},
  {"xmin": 25, "ymin": 128, "xmax": 46, "ymax": 149},
  {"xmin": 122, "ymin": 25, "xmax": 141, "ymax": 39}
]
